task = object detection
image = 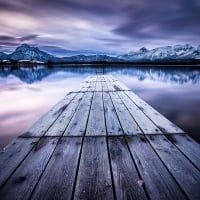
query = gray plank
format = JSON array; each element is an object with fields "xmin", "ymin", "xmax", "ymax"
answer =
[
  {"xmin": 108, "ymin": 137, "xmax": 148, "ymax": 200},
  {"xmin": 95, "ymin": 81, "xmax": 102, "ymax": 91},
  {"xmin": 88, "ymin": 81, "xmax": 96, "ymax": 91},
  {"xmin": 147, "ymin": 134, "xmax": 200, "ymax": 200},
  {"xmin": 80, "ymin": 81, "xmax": 90, "ymax": 92},
  {"xmin": 74, "ymin": 137, "xmax": 114, "ymax": 200},
  {"xmin": 114, "ymin": 80, "xmax": 130, "ymax": 91},
  {"xmin": 106, "ymin": 81, "xmax": 116, "ymax": 91},
  {"xmin": 64, "ymin": 92, "xmax": 93, "ymax": 136},
  {"xmin": 83, "ymin": 76, "xmax": 92, "ymax": 82},
  {"xmin": 106, "ymin": 75, "xmax": 117, "ymax": 82},
  {"xmin": 86, "ymin": 92, "xmax": 106, "ymax": 136},
  {"xmin": 101, "ymin": 81, "xmax": 108, "ymax": 92},
  {"xmin": 109, "ymin": 92, "xmax": 141, "ymax": 135},
  {"xmin": 103, "ymin": 75, "xmax": 111, "ymax": 83},
  {"xmin": 23, "ymin": 92, "xmax": 76, "ymax": 137},
  {"xmin": 125, "ymin": 91, "xmax": 184, "ymax": 133},
  {"xmin": 0, "ymin": 137, "xmax": 39, "ymax": 188},
  {"xmin": 127, "ymin": 135, "xmax": 187, "ymax": 200},
  {"xmin": 103, "ymin": 92, "xmax": 123, "ymax": 135},
  {"xmin": 170, "ymin": 134, "xmax": 200, "ymax": 170},
  {"xmin": 0, "ymin": 137, "xmax": 59, "ymax": 200},
  {"xmin": 45, "ymin": 92, "xmax": 84, "ymax": 136},
  {"xmin": 118, "ymin": 91, "xmax": 162, "ymax": 134},
  {"xmin": 30, "ymin": 137, "xmax": 82, "ymax": 200}
]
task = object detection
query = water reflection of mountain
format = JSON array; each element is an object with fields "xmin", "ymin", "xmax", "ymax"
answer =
[
  {"xmin": 106, "ymin": 68, "xmax": 200, "ymax": 84},
  {"xmin": 0, "ymin": 66, "xmax": 97, "ymax": 83},
  {"xmin": 0, "ymin": 66, "xmax": 200, "ymax": 84}
]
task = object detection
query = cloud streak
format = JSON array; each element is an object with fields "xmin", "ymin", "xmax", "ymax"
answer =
[{"xmin": 0, "ymin": 0, "xmax": 199, "ymax": 54}]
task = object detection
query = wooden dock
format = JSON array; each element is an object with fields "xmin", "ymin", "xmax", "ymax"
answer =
[{"xmin": 0, "ymin": 75, "xmax": 199, "ymax": 200}]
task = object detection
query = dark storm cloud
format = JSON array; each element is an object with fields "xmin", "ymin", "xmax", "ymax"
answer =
[
  {"xmin": 0, "ymin": 0, "xmax": 118, "ymax": 17},
  {"xmin": 0, "ymin": 34, "xmax": 38, "ymax": 46},
  {"xmin": 113, "ymin": 0, "xmax": 200, "ymax": 41},
  {"xmin": 0, "ymin": 0, "xmax": 199, "ymax": 52},
  {"xmin": 19, "ymin": 34, "xmax": 38, "ymax": 42}
]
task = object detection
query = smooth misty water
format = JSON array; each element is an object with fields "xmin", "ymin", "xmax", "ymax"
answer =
[{"xmin": 0, "ymin": 65, "xmax": 200, "ymax": 149}]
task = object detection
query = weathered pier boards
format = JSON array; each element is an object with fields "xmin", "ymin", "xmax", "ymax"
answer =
[{"xmin": 0, "ymin": 75, "xmax": 200, "ymax": 200}]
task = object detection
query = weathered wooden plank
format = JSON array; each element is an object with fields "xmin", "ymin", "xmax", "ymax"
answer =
[
  {"xmin": 102, "ymin": 75, "xmax": 111, "ymax": 83},
  {"xmin": 0, "ymin": 137, "xmax": 59, "ymax": 200},
  {"xmin": 83, "ymin": 75, "xmax": 92, "ymax": 82},
  {"xmin": 109, "ymin": 92, "xmax": 141, "ymax": 135},
  {"xmin": 127, "ymin": 135, "xmax": 187, "ymax": 200},
  {"xmin": 80, "ymin": 81, "xmax": 90, "ymax": 92},
  {"xmin": 114, "ymin": 80, "xmax": 130, "ymax": 91},
  {"xmin": 118, "ymin": 91, "xmax": 162, "ymax": 134},
  {"xmin": 90, "ymin": 75, "xmax": 98, "ymax": 82},
  {"xmin": 106, "ymin": 81, "xmax": 115, "ymax": 91},
  {"xmin": 0, "ymin": 137, "xmax": 39, "ymax": 188},
  {"xmin": 95, "ymin": 81, "xmax": 102, "ymax": 91},
  {"xmin": 147, "ymin": 134, "xmax": 200, "ymax": 200},
  {"xmin": 86, "ymin": 92, "xmax": 106, "ymax": 136},
  {"xmin": 64, "ymin": 92, "xmax": 93, "ymax": 136},
  {"xmin": 106, "ymin": 75, "xmax": 118, "ymax": 82},
  {"xmin": 170, "ymin": 134, "xmax": 200, "ymax": 170},
  {"xmin": 74, "ymin": 137, "xmax": 114, "ymax": 200},
  {"xmin": 96, "ymin": 76, "xmax": 105, "ymax": 82},
  {"xmin": 88, "ymin": 81, "xmax": 96, "ymax": 91},
  {"xmin": 101, "ymin": 81, "xmax": 108, "ymax": 92},
  {"xmin": 103, "ymin": 92, "xmax": 123, "ymax": 135},
  {"xmin": 45, "ymin": 92, "xmax": 84, "ymax": 136},
  {"xmin": 23, "ymin": 92, "xmax": 77, "ymax": 137},
  {"xmin": 125, "ymin": 90, "xmax": 184, "ymax": 133},
  {"xmin": 30, "ymin": 137, "xmax": 82, "ymax": 200},
  {"xmin": 108, "ymin": 137, "xmax": 148, "ymax": 200}
]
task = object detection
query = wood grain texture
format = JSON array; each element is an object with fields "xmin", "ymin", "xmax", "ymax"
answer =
[
  {"xmin": 108, "ymin": 137, "xmax": 148, "ymax": 200},
  {"xmin": 30, "ymin": 137, "xmax": 82, "ymax": 200},
  {"xmin": 170, "ymin": 134, "xmax": 200, "ymax": 170},
  {"xmin": 64, "ymin": 92, "xmax": 93, "ymax": 136},
  {"xmin": 114, "ymin": 80, "xmax": 130, "ymax": 91},
  {"xmin": 86, "ymin": 92, "xmax": 106, "ymax": 136},
  {"xmin": 101, "ymin": 81, "xmax": 108, "ymax": 92},
  {"xmin": 95, "ymin": 81, "xmax": 102, "ymax": 91},
  {"xmin": 74, "ymin": 137, "xmax": 114, "ymax": 200},
  {"xmin": 45, "ymin": 92, "xmax": 84, "ymax": 136},
  {"xmin": 127, "ymin": 135, "xmax": 187, "ymax": 200},
  {"xmin": 125, "ymin": 90, "xmax": 184, "ymax": 133},
  {"xmin": 109, "ymin": 92, "xmax": 141, "ymax": 135},
  {"xmin": 0, "ymin": 137, "xmax": 59, "ymax": 200},
  {"xmin": 23, "ymin": 92, "xmax": 76, "ymax": 137},
  {"xmin": 0, "ymin": 138, "xmax": 39, "ymax": 188},
  {"xmin": 88, "ymin": 81, "xmax": 96, "ymax": 91},
  {"xmin": 103, "ymin": 92, "xmax": 123, "ymax": 135},
  {"xmin": 118, "ymin": 91, "xmax": 162, "ymax": 134},
  {"xmin": 147, "ymin": 134, "xmax": 200, "ymax": 200}
]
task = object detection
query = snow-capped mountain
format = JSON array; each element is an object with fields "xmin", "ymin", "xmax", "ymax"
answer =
[
  {"xmin": 62, "ymin": 54, "xmax": 122, "ymax": 62},
  {"xmin": 9, "ymin": 44, "xmax": 61, "ymax": 63},
  {"xmin": 118, "ymin": 44, "xmax": 200, "ymax": 61},
  {"xmin": 0, "ymin": 52, "xmax": 9, "ymax": 60},
  {"xmin": 0, "ymin": 43, "xmax": 200, "ymax": 63}
]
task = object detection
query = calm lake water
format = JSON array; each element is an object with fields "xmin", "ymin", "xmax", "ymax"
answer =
[{"xmin": 0, "ymin": 65, "xmax": 200, "ymax": 149}]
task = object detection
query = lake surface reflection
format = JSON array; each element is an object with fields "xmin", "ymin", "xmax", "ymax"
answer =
[{"xmin": 0, "ymin": 65, "xmax": 200, "ymax": 149}]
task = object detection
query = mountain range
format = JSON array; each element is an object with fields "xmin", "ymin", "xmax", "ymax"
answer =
[{"xmin": 0, "ymin": 44, "xmax": 200, "ymax": 63}]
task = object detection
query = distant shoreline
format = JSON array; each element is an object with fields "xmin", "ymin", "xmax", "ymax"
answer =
[{"xmin": 0, "ymin": 61, "xmax": 200, "ymax": 67}]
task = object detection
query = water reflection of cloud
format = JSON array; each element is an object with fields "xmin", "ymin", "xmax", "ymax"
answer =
[{"xmin": 0, "ymin": 71, "xmax": 86, "ymax": 149}]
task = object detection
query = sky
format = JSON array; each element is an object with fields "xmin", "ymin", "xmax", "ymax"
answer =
[{"xmin": 0, "ymin": 0, "xmax": 200, "ymax": 55}]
